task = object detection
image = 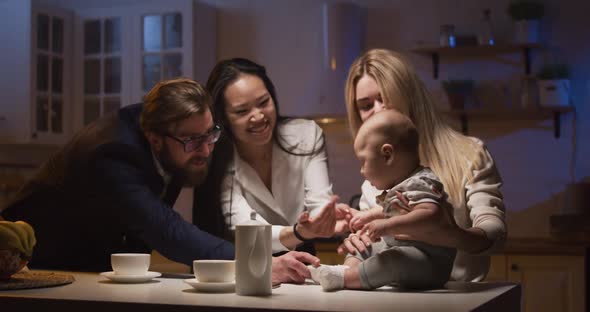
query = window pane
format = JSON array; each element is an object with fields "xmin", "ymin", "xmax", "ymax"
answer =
[
  {"xmin": 142, "ymin": 55, "xmax": 161, "ymax": 91},
  {"xmin": 37, "ymin": 14, "xmax": 49, "ymax": 51},
  {"xmin": 37, "ymin": 54, "xmax": 49, "ymax": 92},
  {"xmin": 143, "ymin": 15, "xmax": 162, "ymax": 52},
  {"xmin": 84, "ymin": 20, "xmax": 101, "ymax": 54},
  {"xmin": 52, "ymin": 58, "xmax": 63, "ymax": 93},
  {"xmin": 105, "ymin": 17, "xmax": 121, "ymax": 53},
  {"xmin": 163, "ymin": 53, "xmax": 182, "ymax": 79},
  {"xmin": 52, "ymin": 18, "xmax": 63, "ymax": 53},
  {"xmin": 104, "ymin": 97, "xmax": 120, "ymax": 115},
  {"xmin": 164, "ymin": 13, "xmax": 182, "ymax": 49},
  {"xmin": 84, "ymin": 59, "xmax": 100, "ymax": 94},
  {"xmin": 104, "ymin": 57, "xmax": 121, "ymax": 93},
  {"xmin": 36, "ymin": 96, "xmax": 49, "ymax": 132},
  {"xmin": 51, "ymin": 97, "xmax": 63, "ymax": 133},
  {"xmin": 84, "ymin": 98, "xmax": 101, "ymax": 125}
]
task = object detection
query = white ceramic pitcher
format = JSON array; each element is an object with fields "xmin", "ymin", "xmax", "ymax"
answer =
[{"xmin": 235, "ymin": 211, "xmax": 272, "ymax": 296}]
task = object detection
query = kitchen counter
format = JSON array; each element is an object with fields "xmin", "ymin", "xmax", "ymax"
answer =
[{"xmin": 0, "ymin": 271, "xmax": 520, "ymax": 312}]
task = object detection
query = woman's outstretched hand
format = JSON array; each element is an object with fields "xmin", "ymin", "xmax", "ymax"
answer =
[{"xmin": 297, "ymin": 195, "xmax": 339, "ymax": 239}]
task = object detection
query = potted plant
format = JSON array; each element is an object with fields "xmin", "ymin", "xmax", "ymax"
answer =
[
  {"xmin": 507, "ymin": 1, "xmax": 544, "ymax": 44},
  {"xmin": 442, "ymin": 79, "xmax": 475, "ymax": 110},
  {"xmin": 537, "ymin": 63, "xmax": 570, "ymax": 107}
]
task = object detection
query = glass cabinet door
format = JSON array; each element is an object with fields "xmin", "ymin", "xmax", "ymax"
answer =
[
  {"xmin": 82, "ymin": 17, "xmax": 122, "ymax": 125},
  {"xmin": 73, "ymin": 2, "xmax": 198, "ymax": 125},
  {"xmin": 142, "ymin": 12, "xmax": 183, "ymax": 93},
  {"xmin": 34, "ymin": 12, "xmax": 66, "ymax": 138}
]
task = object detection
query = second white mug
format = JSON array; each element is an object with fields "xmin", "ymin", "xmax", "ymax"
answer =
[{"xmin": 111, "ymin": 253, "xmax": 150, "ymax": 275}]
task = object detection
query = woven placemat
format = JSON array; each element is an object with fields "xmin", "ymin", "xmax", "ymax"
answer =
[{"xmin": 0, "ymin": 271, "xmax": 75, "ymax": 290}]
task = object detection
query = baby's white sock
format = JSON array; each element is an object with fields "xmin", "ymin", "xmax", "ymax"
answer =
[
  {"xmin": 307, "ymin": 264, "xmax": 348, "ymax": 291},
  {"xmin": 307, "ymin": 265, "xmax": 322, "ymax": 283}
]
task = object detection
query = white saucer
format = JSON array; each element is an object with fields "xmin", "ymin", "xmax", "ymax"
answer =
[
  {"xmin": 100, "ymin": 271, "xmax": 161, "ymax": 283},
  {"xmin": 184, "ymin": 278, "xmax": 235, "ymax": 293}
]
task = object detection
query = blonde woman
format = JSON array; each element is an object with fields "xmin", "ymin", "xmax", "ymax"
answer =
[{"xmin": 339, "ymin": 49, "xmax": 506, "ymax": 282}]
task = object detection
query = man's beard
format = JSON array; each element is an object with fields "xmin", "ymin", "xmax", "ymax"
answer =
[{"xmin": 159, "ymin": 148, "xmax": 210, "ymax": 187}]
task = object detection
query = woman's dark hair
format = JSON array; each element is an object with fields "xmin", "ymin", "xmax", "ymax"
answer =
[
  {"xmin": 206, "ymin": 58, "xmax": 285, "ymax": 144},
  {"xmin": 193, "ymin": 58, "xmax": 324, "ymax": 239}
]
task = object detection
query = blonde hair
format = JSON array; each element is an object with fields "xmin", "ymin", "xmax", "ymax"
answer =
[
  {"xmin": 140, "ymin": 77, "xmax": 212, "ymax": 134},
  {"xmin": 345, "ymin": 49, "xmax": 482, "ymax": 207}
]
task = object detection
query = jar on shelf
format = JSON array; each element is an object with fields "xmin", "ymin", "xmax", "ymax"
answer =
[
  {"xmin": 478, "ymin": 9, "xmax": 495, "ymax": 45},
  {"xmin": 440, "ymin": 24, "xmax": 456, "ymax": 47}
]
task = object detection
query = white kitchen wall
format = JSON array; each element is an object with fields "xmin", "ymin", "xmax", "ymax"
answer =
[
  {"xmin": 542, "ymin": 0, "xmax": 590, "ymax": 181},
  {"xmin": 0, "ymin": 0, "xmax": 32, "ymax": 142},
  {"xmin": 210, "ymin": 0, "xmax": 365, "ymax": 117},
  {"xmin": 212, "ymin": 0, "xmax": 326, "ymax": 117}
]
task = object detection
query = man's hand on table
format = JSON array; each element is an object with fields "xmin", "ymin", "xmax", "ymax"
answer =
[{"xmin": 271, "ymin": 251, "xmax": 320, "ymax": 286}]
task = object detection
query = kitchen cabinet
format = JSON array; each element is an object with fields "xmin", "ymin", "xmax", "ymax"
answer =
[
  {"xmin": 315, "ymin": 240, "xmax": 346, "ymax": 265},
  {"xmin": 487, "ymin": 240, "xmax": 587, "ymax": 312},
  {"xmin": 412, "ymin": 44, "xmax": 573, "ymax": 138},
  {"xmin": 72, "ymin": 0, "xmax": 216, "ymax": 131},
  {"xmin": 0, "ymin": 0, "xmax": 216, "ymax": 143},
  {"xmin": 0, "ymin": 0, "xmax": 73, "ymax": 144},
  {"xmin": 489, "ymin": 254, "xmax": 585, "ymax": 312}
]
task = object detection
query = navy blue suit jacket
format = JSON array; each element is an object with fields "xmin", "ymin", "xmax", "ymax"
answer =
[{"xmin": 1, "ymin": 103, "xmax": 234, "ymax": 272}]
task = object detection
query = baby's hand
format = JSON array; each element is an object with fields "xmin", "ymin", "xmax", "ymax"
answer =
[
  {"xmin": 360, "ymin": 219, "xmax": 390, "ymax": 241},
  {"xmin": 349, "ymin": 209, "xmax": 383, "ymax": 232}
]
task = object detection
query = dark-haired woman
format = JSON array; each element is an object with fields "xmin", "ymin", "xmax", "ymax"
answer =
[{"xmin": 194, "ymin": 58, "xmax": 348, "ymax": 284}]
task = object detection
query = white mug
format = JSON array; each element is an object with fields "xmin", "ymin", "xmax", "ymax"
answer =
[
  {"xmin": 193, "ymin": 260, "xmax": 235, "ymax": 283},
  {"xmin": 111, "ymin": 253, "xmax": 150, "ymax": 275}
]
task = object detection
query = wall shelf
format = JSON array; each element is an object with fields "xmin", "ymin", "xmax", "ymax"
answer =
[
  {"xmin": 445, "ymin": 106, "xmax": 574, "ymax": 138},
  {"xmin": 411, "ymin": 43, "xmax": 542, "ymax": 79}
]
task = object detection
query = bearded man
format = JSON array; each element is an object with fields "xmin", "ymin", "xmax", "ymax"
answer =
[
  {"xmin": 1, "ymin": 78, "xmax": 318, "ymax": 280},
  {"xmin": 1, "ymin": 78, "xmax": 230, "ymax": 271}
]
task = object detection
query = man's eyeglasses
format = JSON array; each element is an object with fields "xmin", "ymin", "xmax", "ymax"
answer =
[{"xmin": 165, "ymin": 124, "xmax": 222, "ymax": 153}]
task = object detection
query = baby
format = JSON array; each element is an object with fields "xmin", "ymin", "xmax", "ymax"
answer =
[{"xmin": 310, "ymin": 110, "xmax": 456, "ymax": 291}]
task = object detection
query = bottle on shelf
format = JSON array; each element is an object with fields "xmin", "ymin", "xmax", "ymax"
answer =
[
  {"xmin": 440, "ymin": 24, "xmax": 456, "ymax": 47},
  {"xmin": 478, "ymin": 9, "xmax": 495, "ymax": 46}
]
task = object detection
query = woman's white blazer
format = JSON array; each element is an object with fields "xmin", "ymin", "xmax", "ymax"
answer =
[{"xmin": 221, "ymin": 119, "xmax": 333, "ymax": 252}]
